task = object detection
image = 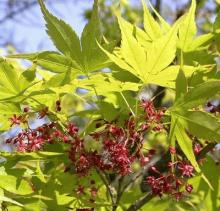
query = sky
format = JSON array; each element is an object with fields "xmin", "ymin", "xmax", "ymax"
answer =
[
  {"xmin": 0, "ymin": 0, "xmax": 177, "ymax": 53},
  {"xmin": 0, "ymin": 0, "xmax": 92, "ymax": 52},
  {"xmin": 0, "ymin": 0, "xmax": 216, "ymax": 53}
]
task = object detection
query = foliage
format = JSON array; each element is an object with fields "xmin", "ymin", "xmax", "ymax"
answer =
[{"xmin": 0, "ymin": 0, "xmax": 220, "ymax": 210}]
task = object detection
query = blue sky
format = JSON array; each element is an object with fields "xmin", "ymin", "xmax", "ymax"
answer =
[
  {"xmin": 1, "ymin": 1, "xmax": 92, "ymax": 52},
  {"xmin": 0, "ymin": 0, "xmax": 215, "ymax": 53},
  {"xmin": 0, "ymin": 0, "xmax": 173, "ymax": 52}
]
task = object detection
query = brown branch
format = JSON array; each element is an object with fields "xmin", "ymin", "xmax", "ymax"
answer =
[
  {"xmin": 197, "ymin": 142, "xmax": 217, "ymax": 161},
  {"xmin": 155, "ymin": 0, "xmax": 161, "ymax": 13},
  {"xmin": 96, "ymin": 169, "xmax": 116, "ymax": 207},
  {"xmin": 127, "ymin": 193, "xmax": 154, "ymax": 211}
]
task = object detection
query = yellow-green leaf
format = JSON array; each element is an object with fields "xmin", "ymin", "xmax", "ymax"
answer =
[
  {"xmin": 38, "ymin": 0, "xmax": 82, "ymax": 63},
  {"xmin": 175, "ymin": 121, "xmax": 200, "ymax": 172},
  {"xmin": 141, "ymin": 0, "xmax": 161, "ymax": 40},
  {"xmin": 118, "ymin": 16, "xmax": 147, "ymax": 81},
  {"xmin": 144, "ymin": 18, "xmax": 181, "ymax": 77},
  {"xmin": 178, "ymin": 0, "xmax": 197, "ymax": 51}
]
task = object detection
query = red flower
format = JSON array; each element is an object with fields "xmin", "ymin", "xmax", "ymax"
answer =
[
  {"xmin": 23, "ymin": 107, "xmax": 29, "ymax": 112},
  {"xmin": 76, "ymin": 185, "xmax": 85, "ymax": 195},
  {"xmin": 185, "ymin": 184, "xmax": 193, "ymax": 193},
  {"xmin": 173, "ymin": 192, "xmax": 183, "ymax": 201},
  {"xmin": 169, "ymin": 146, "xmax": 176, "ymax": 154},
  {"xmin": 140, "ymin": 156, "xmax": 150, "ymax": 166},
  {"xmin": 90, "ymin": 187, "xmax": 98, "ymax": 198},
  {"xmin": 178, "ymin": 163, "xmax": 194, "ymax": 177},
  {"xmin": 76, "ymin": 155, "xmax": 90, "ymax": 175},
  {"xmin": 9, "ymin": 114, "xmax": 23, "ymax": 127},
  {"xmin": 67, "ymin": 123, "xmax": 79, "ymax": 136},
  {"xmin": 193, "ymin": 143, "xmax": 202, "ymax": 155}
]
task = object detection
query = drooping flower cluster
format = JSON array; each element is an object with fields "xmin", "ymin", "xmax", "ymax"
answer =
[
  {"xmin": 102, "ymin": 140, "xmax": 132, "ymax": 175},
  {"xmin": 6, "ymin": 122, "xmax": 58, "ymax": 152},
  {"xmin": 6, "ymin": 105, "xmax": 64, "ymax": 152},
  {"xmin": 6, "ymin": 99, "xmax": 207, "ymax": 202},
  {"xmin": 6, "ymin": 100, "xmax": 166, "ymax": 176},
  {"xmin": 146, "ymin": 160, "xmax": 195, "ymax": 201},
  {"xmin": 65, "ymin": 100, "xmax": 166, "ymax": 177},
  {"xmin": 74, "ymin": 179, "xmax": 98, "ymax": 207},
  {"xmin": 140, "ymin": 100, "xmax": 164, "ymax": 131}
]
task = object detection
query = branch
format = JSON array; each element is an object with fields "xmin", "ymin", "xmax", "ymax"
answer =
[
  {"xmin": 96, "ymin": 169, "xmax": 116, "ymax": 206},
  {"xmin": 112, "ymin": 177, "xmax": 124, "ymax": 211},
  {"xmin": 127, "ymin": 193, "xmax": 154, "ymax": 211},
  {"xmin": 197, "ymin": 142, "xmax": 217, "ymax": 160},
  {"xmin": 155, "ymin": 0, "xmax": 161, "ymax": 13}
]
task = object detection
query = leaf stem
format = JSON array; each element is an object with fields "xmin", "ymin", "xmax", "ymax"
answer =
[
  {"xmin": 86, "ymin": 73, "xmax": 105, "ymax": 118},
  {"xmin": 120, "ymin": 92, "xmax": 135, "ymax": 117}
]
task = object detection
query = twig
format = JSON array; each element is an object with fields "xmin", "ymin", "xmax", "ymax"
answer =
[
  {"xmin": 96, "ymin": 168, "xmax": 116, "ymax": 206},
  {"xmin": 112, "ymin": 176, "xmax": 124, "ymax": 211},
  {"xmin": 197, "ymin": 142, "xmax": 217, "ymax": 160},
  {"xmin": 127, "ymin": 193, "xmax": 154, "ymax": 211}
]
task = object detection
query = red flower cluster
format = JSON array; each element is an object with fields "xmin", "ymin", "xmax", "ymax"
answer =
[
  {"xmin": 7, "ymin": 100, "xmax": 165, "ymax": 175},
  {"xmin": 140, "ymin": 100, "xmax": 164, "ymax": 131},
  {"xmin": 66, "ymin": 100, "xmax": 166, "ymax": 177},
  {"xmin": 4, "ymin": 94, "xmax": 216, "ymax": 209},
  {"xmin": 146, "ymin": 160, "xmax": 195, "ymax": 200},
  {"xmin": 6, "ymin": 122, "xmax": 58, "ymax": 152},
  {"xmin": 103, "ymin": 140, "xmax": 132, "ymax": 175}
]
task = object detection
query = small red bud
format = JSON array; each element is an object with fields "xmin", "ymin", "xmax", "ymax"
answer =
[
  {"xmin": 56, "ymin": 106, "xmax": 61, "ymax": 112},
  {"xmin": 207, "ymin": 102, "xmax": 212, "ymax": 107},
  {"xmin": 185, "ymin": 184, "xmax": 193, "ymax": 193},
  {"xmin": 140, "ymin": 156, "xmax": 150, "ymax": 166},
  {"xmin": 23, "ymin": 107, "xmax": 29, "ymax": 112},
  {"xmin": 56, "ymin": 100, "xmax": 61, "ymax": 106},
  {"xmin": 169, "ymin": 146, "xmax": 176, "ymax": 154}
]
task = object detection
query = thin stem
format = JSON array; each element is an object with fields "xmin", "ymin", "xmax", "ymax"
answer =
[
  {"xmin": 120, "ymin": 92, "xmax": 135, "ymax": 117},
  {"xmin": 80, "ymin": 110, "xmax": 96, "ymax": 137},
  {"xmin": 86, "ymin": 73, "xmax": 100, "ymax": 102},
  {"xmin": 112, "ymin": 177, "xmax": 124, "ymax": 211},
  {"xmin": 151, "ymin": 88, "xmax": 166, "ymax": 103},
  {"xmin": 86, "ymin": 73, "xmax": 105, "ymax": 118},
  {"xmin": 123, "ymin": 172, "xmax": 143, "ymax": 192},
  {"xmin": 72, "ymin": 92, "xmax": 98, "ymax": 109},
  {"xmin": 96, "ymin": 169, "xmax": 116, "ymax": 206}
]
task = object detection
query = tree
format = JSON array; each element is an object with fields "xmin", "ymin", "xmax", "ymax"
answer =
[{"xmin": 0, "ymin": 0, "xmax": 220, "ymax": 210}]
